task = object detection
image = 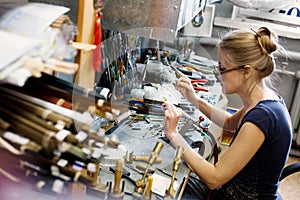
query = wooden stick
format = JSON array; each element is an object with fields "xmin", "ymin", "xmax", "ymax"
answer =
[
  {"xmin": 45, "ymin": 58, "xmax": 79, "ymax": 69},
  {"xmin": 0, "ymin": 88, "xmax": 73, "ymax": 128},
  {"xmin": 0, "ymin": 106, "xmax": 58, "ymax": 151},
  {"xmin": 43, "ymin": 58, "xmax": 79, "ymax": 74},
  {"xmin": 177, "ymin": 169, "xmax": 192, "ymax": 200},
  {"xmin": 24, "ymin": 57, "xmax": 79, "ymax": 75},
  {"xmin": 0, "ymin": 118, "xmax": 10, "ymax": 130},
  {"xmin": 0, "ymin": 136, "xmax": 24, "ymax": 156},
  {"xmin": 70, "ymin": 41, "xmax": 97, "ymax": 51}
]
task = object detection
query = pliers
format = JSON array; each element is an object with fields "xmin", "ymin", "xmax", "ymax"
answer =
[
  {"xmin": 191, "ymin": 79, "xmax": 209, "ymax": 92},
  {"xmin": 170, "ymin": 62, "xmax": 209, "ymax": 92}
]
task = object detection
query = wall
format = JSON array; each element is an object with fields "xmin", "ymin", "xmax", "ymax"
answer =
[
  {"xmin": 29, "ymin": 0, "xmax": 78, "ymax": 24},
  {"xmin": 198, "ymin": 1, "xmax": 300, "ymax": 113}
]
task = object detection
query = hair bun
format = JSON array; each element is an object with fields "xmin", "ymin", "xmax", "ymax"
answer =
[
  {"xmin": 257, "ymin": 27, "xmax": 271, "ymax": 37},
  {"xmin": 256, "ymin": 27, "xmax": 278, "ymax": 54}
]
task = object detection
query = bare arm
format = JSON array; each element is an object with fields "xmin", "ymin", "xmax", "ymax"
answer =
[
  {"xmin": 162, "ymin": 103, "xmax": 265, "ymax": 190},
  {"xmin": 185, "ymin": 122, "xmax": 265, "ymax": 189},
  {"xmin": 175, "ymin": 77, "xmax": 243, "ymax": 131}
]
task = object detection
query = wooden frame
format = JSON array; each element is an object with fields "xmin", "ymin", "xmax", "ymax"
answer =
[{"xmin": 74, "ymin": 0, "xmax": 95, "ymax": 89}]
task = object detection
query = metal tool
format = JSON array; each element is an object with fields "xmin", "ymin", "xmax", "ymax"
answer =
[
  {"xmin": 145, "ymin": 176, "xmax": 153, "ymax": 200},
  {"xmin": 169, "ymin": 62, "xmax": 209, "ymax": 93},
  {"xmin": 109, "ymin": 159, "xmax": 125, "ymax": 199},
  {"xmin": 177, "ymin": 141, "xmax": 204, "ymax": 200},
  {"xmin": 125, "ymin": 151, "xmax": 163, "ymax": 164},
  {"xmin": 134, "ymin": 142, "xmax": 164, "ymax": 194},
  {"xmin": 165, "ymin": 146, "xmax": 184, "ymax": 199}
]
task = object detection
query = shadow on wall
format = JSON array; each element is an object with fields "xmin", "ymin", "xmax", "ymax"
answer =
[{"xmin": 0, "ymin": 0, "xmax": 28, "ymax": 17}]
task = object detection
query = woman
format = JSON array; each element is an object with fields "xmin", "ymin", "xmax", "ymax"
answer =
[{"xmin": 162, "ymin": 27, "xmax": 292, "ymax": 199}]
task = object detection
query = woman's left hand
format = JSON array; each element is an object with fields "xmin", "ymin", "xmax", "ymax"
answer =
[{"xmin": 162, "ymin": 102, "xmax": 182, "ymax": 140}]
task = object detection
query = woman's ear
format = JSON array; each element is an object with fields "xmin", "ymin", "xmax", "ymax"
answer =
[{"xmin": 243, "ymin": 65, "xmax": 252, "ymax": 79}]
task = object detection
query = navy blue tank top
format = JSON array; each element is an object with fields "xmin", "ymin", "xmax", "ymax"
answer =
[{"xmin": 215, "ymin": 98, "xmax": 292, "ymax": 200}]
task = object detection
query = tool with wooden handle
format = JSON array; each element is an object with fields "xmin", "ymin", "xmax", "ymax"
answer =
[{"xmin": 177, "ymin": 169, "xmax": 191, "ymax": 200}]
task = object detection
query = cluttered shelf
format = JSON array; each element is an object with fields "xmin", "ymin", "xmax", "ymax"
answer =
[{"xmin": 0, "ymin": 3, "xmax": 96, "ymax": 87}]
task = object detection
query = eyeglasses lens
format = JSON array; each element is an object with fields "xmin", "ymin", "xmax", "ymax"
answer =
[{"xmin": 218, "ymin": 64, "xmax": 226, "ymax": 72}]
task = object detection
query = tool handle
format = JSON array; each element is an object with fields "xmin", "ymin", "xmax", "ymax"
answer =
[
  {"xmin": 170, "ymin": 62, "xmax": 188, "ymax": 78},
  {"xmin": 135, "ymin": 156, "xmax": 163, "ymax": 163},
  {"xmin": 193, "ymin": 86, "xmax": 209, "ymax": 92},
  {"xmin": 113, "ymin": 159, "xmax": 123, "ymax": 193},
  {"xmin": 145, "ymin": 176, "xmax": 153, "ymax": 199},
  {"xmin": 191, "ymin": 79, "xmax": 208, "ymax": 83}
]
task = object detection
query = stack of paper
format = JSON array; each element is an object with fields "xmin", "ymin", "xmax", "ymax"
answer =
[{"xmin": 0, "ymin": 3, "xmax": 70, "ymax": 81}]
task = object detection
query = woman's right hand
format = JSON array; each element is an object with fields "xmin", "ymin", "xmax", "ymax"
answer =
[
  {"xmin": 162, "ymin": 102, "xmax": 181, "ymax": 140},
  {"xmin": 176, "ymin": 77, "xmax": 199, "ymax": 107}
]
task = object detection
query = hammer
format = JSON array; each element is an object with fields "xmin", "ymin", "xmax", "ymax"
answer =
[{"xmin": 125, "ymin": 151, "xmax": 163, "ymax": 164}]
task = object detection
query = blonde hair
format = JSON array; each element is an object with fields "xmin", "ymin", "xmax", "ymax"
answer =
[{"xmin": 218, "ymin": 27, "xmax": 281, "ymax": 79}]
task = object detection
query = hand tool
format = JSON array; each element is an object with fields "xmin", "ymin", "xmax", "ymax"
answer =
[
  {"xmin": 109, "ymin": 166, "xmax": 136, "ymax": 185},
  {"xmin": 165, "ymin": 146, "xmax": 184, "ymax": 198},
  {"xmin": 134, "ymin": 142, "xmax": 164, "ymax": 194},
  {"xmin": 145, "ymin": 176, "xmax": 153, "ymax": 200},
  {"xmin": 170, "ymin": 62, "xmax": 188, "ymax": 78},
  {"xmin": 191, "ymin": 79, "xmax": 209, "ymax": 92},
  {"xmin": 176, "ymin": 140, "xmax": 205, "ymax": 200},
  {"xmin": 113, "ymin": 159, "xmax": 123, "ymax": 193},
  {"xmin": 125, "ymin": 151, "xmax": 163, "ymax": 164},
  {"xmin": 190, "ymin": 79, "xmax": 208, "ymax": 83},
  {"xmin": 135, "ymin": 163, "xmax": 156, "ymax": 174},
  {"xmin": 176, "ymin": 170, "xmax": 191, "ymax": 200},
  {"xmin": 169, "ymin": 62, "xmax": 209, "ymax": 92},
  {"xmin": 109, "ymin": 159, "xmax": 125, "ymax": 199}
]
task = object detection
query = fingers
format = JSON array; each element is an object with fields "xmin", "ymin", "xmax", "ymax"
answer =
[
  {"xmin": 175, "ymin": 77, "xmax": 192, "ymax": 91},
  {"xmin": 162, "ymin": 102, "xmax": 182, "ymax": 117},
  {"xmin": 162, "ymin": 103, "xmax": 182, "ymax": 137},
  {"xmin": 162, "ymin": 103, "xmax": 168, "ymax": 111}
]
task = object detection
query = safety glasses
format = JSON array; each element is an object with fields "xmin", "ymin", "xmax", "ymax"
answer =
[{"xmin": 214, "ymin": 64, "xmax": 245, "ymax": 76}]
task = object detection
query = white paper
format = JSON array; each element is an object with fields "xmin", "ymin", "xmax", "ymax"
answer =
[
  {"xmin": 0, "ymin": 3, "xmax": 70, "ymax": 36},
  {"xmin": 0, "ymin": 2, "xmax": 70, "ymax": 81},
  {"xmin": 0, "ymin": 30, "xmax": 41, "ymax": 71},
  {"xmin": 151, "ymin": 173, "xmax": 179, "ymax": 197}
]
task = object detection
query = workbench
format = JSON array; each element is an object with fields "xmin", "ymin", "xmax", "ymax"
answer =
[
  {"xmin": 0, "ymin": 60, "xmax": 225, "ymax": 200},
  {"xmin": 94, "ymin": 81, "xmax": 225, "ymax": 200}
]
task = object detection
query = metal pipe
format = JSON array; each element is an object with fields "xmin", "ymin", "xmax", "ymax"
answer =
[
  {"xmin": 197, "ymin": 37, "xmax": 300, "ymax": 62},
  {"xmin": 275, "ymin": 69, "xmax": 300, "ymax": 79}
]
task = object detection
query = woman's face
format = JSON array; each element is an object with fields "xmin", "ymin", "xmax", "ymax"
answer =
[{"xmin": 216, "ymin": 50, "xmax": 244, "ymax": 94}]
